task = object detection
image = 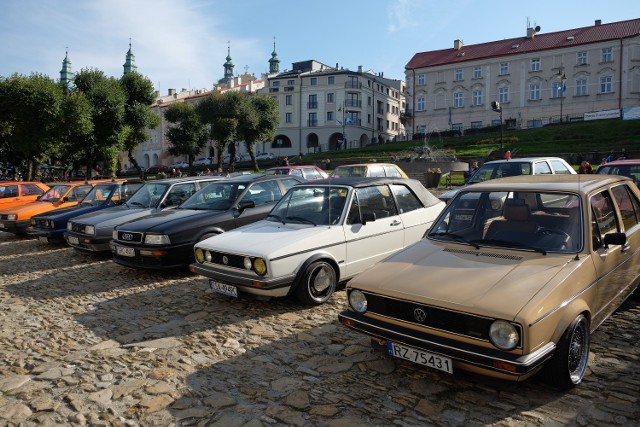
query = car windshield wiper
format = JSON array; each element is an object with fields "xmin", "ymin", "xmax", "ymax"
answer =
[
  {"xmin": 471, "ymin": 238, "xmax": 547, "ymax": 255},
  {"xmin": 430, "ymin": 232, "xmax": 480, "ymax": 249},
  {"xmin": 267, "ymin": 214, "xmax": 285, "ymax": 224},
  {"xmin": 285, "ymin": 216, "xmax": 316, "ymax": 226}
]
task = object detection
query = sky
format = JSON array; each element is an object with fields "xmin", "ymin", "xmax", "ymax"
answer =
[{"xmin": 1, "ymin": 0, "xmax": 637, "ymax": 95}]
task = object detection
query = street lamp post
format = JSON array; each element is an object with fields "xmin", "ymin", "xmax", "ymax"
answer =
[
  {"xmin": 491, "ymin": 101, "xmax": 503, "ymax": 156},
  {"xmin": 339, "ymin": 104, "xmax": 346, "ymax": 150},
  {"xmin": 559, "ymin": 72, "xmax": 567, "ymax": 123}
]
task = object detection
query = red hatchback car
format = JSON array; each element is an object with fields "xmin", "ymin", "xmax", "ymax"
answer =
[
  {"xmin": 264, "ymin": 165, "xmax": 329, "ymax": 181},
  {"xmin": 596, "ymin": 159, "xmax": 640, "ymax": 186}
]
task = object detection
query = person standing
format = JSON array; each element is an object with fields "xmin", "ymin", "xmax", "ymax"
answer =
[
  {"xmin": 504, "ymin": 150, "xmax": 511, "ymax": 160},
  {"xmin": 578, "ymin": 161, "xmax": 593, "ymax": 174}
]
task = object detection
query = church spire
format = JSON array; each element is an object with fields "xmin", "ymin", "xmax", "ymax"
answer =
[
  {"xmin": 60, "ymin": 48, "xmax": 73, "ymax": 90},
  {"xmin": 222, "ymin": 41, "xmax": 235, "ymax": 83},
  {"xmin": 268, "ymin": 36, "xmax": 280, "ymax": 74},
  {"xmin": 123, "ymin": 38, "xmax": 138, "ymax": 74}
]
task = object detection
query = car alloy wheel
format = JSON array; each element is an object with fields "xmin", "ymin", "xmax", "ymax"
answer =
[
  {"xmin": 546, "ymin": 314, "xmax": 590, "ymax": 389},
  {"xmin": 295, "ymin": 260, "xmax": 336, "ymax": 306}
]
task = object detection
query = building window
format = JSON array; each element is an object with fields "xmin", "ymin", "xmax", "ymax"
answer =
[
  {"xmin": 272, "ymin": 81, "xmax": 280, "ymax": 87},
  {"xmin": 285, "ymin": 112, "xmax": 292, "ymax": 123},
  {"xmin": 552, "ymin": 82, "xmax": 564, "ymax": 98},
  {"xmin": 470, "ymin": 121, "xmax": 483, "ymax": 129},
  {"xmin": 346, "ymin": 76, "xmax": 359, "ymax": 88},
  {"xmin": 530, "ymin": 58, "xmax": 541, "ymax": 72},
  {"xmin": 308, "ymin": 94, "xmax": 317, "ymax": 109},
  {"xmin": 452, "ymin": 123, "xmax": 463, "ymax": 133},
  {"xmin": 498, "ymin": 86, "xmax": 509, "ymax": 103},
  {"xmin": 287, "ymin": 80, "xmax": 295, "ymax": 86},
  {"xmin": 327, "ymin": 92, "xmax": 334, "ymax": 103},
  {"xmin": 472, "ymin": 90, "xmax": 482, "ymax": 106},
  {"xmin": 601, "ymin": 47, "xmax": 613, "ymax": 63},
  {"xmin": 600, "ymin": 75, "xmax": 613, "ymax": 93},
  {"xmin": 473, "ymin": 66, "xmax": 482, "ymax": 78},
  {"xmin": 529, "ymin": 83, "xmax": 541, "ymax": 100},
  {"xmin": 577, "ymin": 51, "xmax": 587, "ymax": 65},
  {"xmin": 310, "ymin": 77, "xmax": 317, "ymax": 86},
  {"xmin": 576, "ymin": 78, "xmax": 587, "ymax": 96},
  {"xmin": 417, "ymin": 74, "xmax": 426, "ymax": 85},
  {"xmin": 327, "ymin": 111, "xmax": 334, "ymax": 121},
  {"xmin": 308, "ymin": 112, "xmax": 317, "ymax": 126},
  {"xmin": 285, "ymin": 95, "xmax": 292, "ymax": 105},
  {"xmin": 499, "ymin": 62, "xmax": 509, "ymax": 75},
  {"xmin": 328, "ymin": 76, "xmax": 335, "ymax": 85},
  {"xmin": 416, "ymin": 96, "xmax": 426, "ymax": 111},
  {"xmin": 453, "ymin": 92, "xmax": 464, "ymax": 108},
  {"xmin": 454, "ymin": 69, "xmax": 463, "ymax": 81}
]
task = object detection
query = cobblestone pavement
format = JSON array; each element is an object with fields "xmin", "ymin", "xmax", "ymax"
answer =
[{"xmin": 0, "ymin": 231, "xmax": 638, "ymax": 427}]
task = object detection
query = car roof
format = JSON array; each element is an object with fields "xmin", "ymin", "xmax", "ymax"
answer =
[
  {"xmin": 464, "ymin": 174, "xmax": 630, "ymax": 194},
  {"xmin": 144, "ymin": 176, "xmax": 226, "ymax": 184},
  {"xmin": 599, "ymin": 159, "xmax": 640, "ymax": 166},
  {"xmin": 482, "ymin": 157, "xmax": 569, "ymax": 165},
  {"xmin": 266, "ymin": 165, "xmax": 320, "ymax": 170},
  {"xmin": 334, "ymin": 163, "xmax": 399, "ymax": 168},
  {"xmin": 300, "ymin": 176, "xmax": 443, "ymax": 207},
  {"xmin": 225, "ymin": 173, "xmax": 298, "ymax": 183}
]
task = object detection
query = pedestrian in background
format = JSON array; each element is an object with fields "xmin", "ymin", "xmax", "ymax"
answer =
[
  {"xmin": 578, "ymin": 161, "xmax": 593, "ymax": 174},
  {"xmin": 504, "ymin": 150, "xmax": 511, "ymax": 160}
]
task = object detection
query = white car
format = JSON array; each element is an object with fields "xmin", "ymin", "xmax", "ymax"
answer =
[
  {"xmin": 190, "ymin": 177, "xmax": 446, "ymax": 305},
  {"xmin": 439, "ymin": 157, "xmax": 577, "ymax": 202},
  {"xmin": 256, "ymin": 152, "xmax": 276, "ymax": 161},
  {"xmin": 170, "ymin": 161, "xmax": 189, "ymax": 169},
  {"xmin": 193, "ymin": 157, "xmax": 214, "ymax": 166}
]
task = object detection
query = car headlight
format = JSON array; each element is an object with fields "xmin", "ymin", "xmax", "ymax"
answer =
[
  {"xmin": 489, "ymin": 320, "xmax": 520, "ymax": 350},
  {"xmin": 194, "ymin": 247, "xmax": 205, "ymax": 263},
  {"xmin": 112, "ymin": 230, "xmax": 118, "ymax": 240},
  {"xmin": 67, "ymin": 222, "xmax": 73, "ymax": 231},
  {"xmin": 348, "ymin": 290, "xmax": 368, "ymax": 313},
  {"xmin": 7, "ymin": 214, "xmax": 16, "ymax": 221},
  {"xmin": 253, "ymin": 258, "xmax": 267, "ymax": 276},
  {"xmin": 31, "ymin": 218, "xmax": 36, "ymax": 226},
  {"xmin": 144, "ymin": 234, "xmax": 170, "ymax": 245},
  {"xmin": 85, "ymin": 225, "xmax": 95, "ymax": 235}
]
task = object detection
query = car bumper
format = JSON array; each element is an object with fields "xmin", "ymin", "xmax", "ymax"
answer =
[
  {"xmin": 64, "ymin": 232, "xmax": 112, "ymax": 252},
  {"xmin": 110, "ymin": 241, "xmax": 194, "ymax": 270},
  {"xmin": 26, "ymin": 227, "xmax": 65, "ymax": 242},
  {"xmin": 338, "ymin": 310, "xmax": 555, "ymax": 379},
  {"xmin": 189, "ymin": 262, "xmax": 296, "ymax": 297},
  {"xmin": 0, "ymin": 220, "xmax": 31, "ymax": 234}
]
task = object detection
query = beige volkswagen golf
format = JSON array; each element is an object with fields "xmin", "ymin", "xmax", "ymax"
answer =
[{"xmin": 339, "ymin": 174, "xmax": 640, "ymax": 388}]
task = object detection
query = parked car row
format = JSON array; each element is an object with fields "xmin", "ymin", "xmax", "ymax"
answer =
[{"xmin": 1, "ymin": 160, "xmax": 638, "ymax": 390}]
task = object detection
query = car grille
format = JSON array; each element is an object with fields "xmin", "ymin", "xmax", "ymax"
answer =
[
  {"xmin": 205, "ymin": 251, "xmax": 247, "ymax": 269},
  {"xmin": 0, "ymin": 214, "xmax": 8, "ymax": 220},
  {"xmin": 115, "ymin": 230, "xmax": 143, "ymax": 243},
  {"xmin": 362, "ymin": 292, "xmax": 497, "ymax": 343}
]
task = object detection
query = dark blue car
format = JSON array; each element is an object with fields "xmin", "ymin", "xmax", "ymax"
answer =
[{"xmin": 27, "ymin": 180, "xmax": 142, "ymax": 243}]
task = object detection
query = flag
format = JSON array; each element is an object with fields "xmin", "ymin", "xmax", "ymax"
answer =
[
  {"xmin": 562, "ymin": 84, "xmax": 567, "ymax": 93},
  {"xmin": 346, "ymin": 117, "xmax": 353, "ymax": 125},
  {"xmin": 337, "ymin": 119, "xmax": 343, "ymax": 125}
]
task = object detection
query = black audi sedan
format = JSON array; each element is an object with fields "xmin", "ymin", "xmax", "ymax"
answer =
[{"xmin": 110, "ymin": 174, "xmax": 303, "ymax": 269}]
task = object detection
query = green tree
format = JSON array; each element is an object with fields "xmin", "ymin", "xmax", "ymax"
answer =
[
  {"xmin": 197, "ymin": 91, "xmax": 247, "ymax": 171},
  {"xmin": 239, "ymin": 95, "xmax": 279, "ymax": 171},
  {"xmin": 58, "ymin": 90, "xmax": 94, "ymax": 175},
  {"xmin": 120, "ymin": 72, "xmax": 160, "ymax": 178},
  {"xmin": 0, "ymin": 73, "xmax": 63, "ymax": 180},
  {"xmin": 164, "ymin": 102, "xmax": 208, "ymax": 170},
  {"xmin": 72, "ymin": 68, "xmax": 126, "ymax": 179}
]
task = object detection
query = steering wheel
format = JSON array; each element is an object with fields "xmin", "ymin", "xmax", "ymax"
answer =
[{"xmin": 537, "ymin": 228, "xmax": 571, "ymax": 241}]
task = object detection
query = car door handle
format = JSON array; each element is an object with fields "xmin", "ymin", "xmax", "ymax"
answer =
[{"xmin": 390, "ymin": 220, "xmax": 401, "ymax": 226}]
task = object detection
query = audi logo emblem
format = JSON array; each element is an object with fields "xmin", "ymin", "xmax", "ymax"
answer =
[
  {"xmin": 413, "ymin": 308, "xmax": 427, "ymax": 323},
  {"xmin": 121, "ymin": 233, "xmax": 133, "ymax": 241},
  {"xmin": 222, "ymin": 256, "xmax": 229, "ymax": 265}
]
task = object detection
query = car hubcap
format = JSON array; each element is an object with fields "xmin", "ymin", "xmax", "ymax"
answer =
[{"xmin": 568, "ymin": 322, "xmax": 588, "ymax": 383}]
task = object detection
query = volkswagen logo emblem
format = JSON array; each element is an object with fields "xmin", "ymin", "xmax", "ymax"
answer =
[
  {"xmin": 413, "ymin": 308, "xmax": 427, "ymax": 323},
  {"xmin": 122, "ymin": 233, "xmax": 133, "ymax": 241},
  {"xmin": 222, "ymin": 256, "xmax": 228, "ymax": 265}
]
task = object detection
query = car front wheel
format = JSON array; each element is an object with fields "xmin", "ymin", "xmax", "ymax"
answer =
[
  {"xmin": 295, "ymin": 261, "xmax": 336, "ymax": 305},
  {"xmin": 546, "ymin": 314, "xmax": 590, "ymax": 389}
]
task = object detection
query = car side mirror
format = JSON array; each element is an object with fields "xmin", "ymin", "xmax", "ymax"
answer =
[
  {"xmin": 235, "ymin": 199, "xmax": 255, "ymax": 216},
  {"xmin": 361, "ymin": 212, "xmax": 376, "ymax": 225},
  {"xmin": 604, "ymin": 232, "xmax": 626, "ymax": 247}
]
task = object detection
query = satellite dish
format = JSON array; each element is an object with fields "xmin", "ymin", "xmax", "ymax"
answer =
[{"xmin": 535, "ymin": 25, "xmax": 541, "ymax": 32}]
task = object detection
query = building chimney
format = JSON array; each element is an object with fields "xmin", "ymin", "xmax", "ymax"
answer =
[
  {"xmin": 454, "ymin": 39, "xmax": 464, "ymax": 50},
  {"xmin": 168, "ymin": 88, "xmax": 176, "ymax": 96},
  {"xmin": 595, "ymin": 19, "xmax": 602, "ymax": 26},
  {"xmin": 527, "ymin": 27, "xmax": 535, "ymax": 38},
  {"xmin": 358, "ymin": 65, "xmax": 362, "ymax": 73}
]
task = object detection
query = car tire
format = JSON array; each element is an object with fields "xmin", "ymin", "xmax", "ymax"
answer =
[
  {"xmin": 546, "ymin": 314, "xmax": 590, "ymax": 389},
  {"xmin": 295, "ymin": 261, "xmax": 336, "ymax": 306}
]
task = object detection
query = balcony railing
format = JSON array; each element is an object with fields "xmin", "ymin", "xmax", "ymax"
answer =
[
  {"xmin": 345, "ymin": 81, "xmax": 362, "ymax": 89},
  {"xmin": 345, "ymin": 99, "xmax": 362, "ymax": 108},
  {"xmin": 307, "ymin": 120, "xmax": 318, "ymax": 127}
]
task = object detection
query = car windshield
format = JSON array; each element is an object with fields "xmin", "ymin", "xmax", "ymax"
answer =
[
  {"xmin": 265, "ymin": 168, "xmax": 288, "ymax": 175},
  {"xmin": 468, "ymin": 162, "xmax": 532, "ymax": 184},
  {"xmin": 330, "ymin": 166, "xmax": 366, "ymax": 177},
  {"xmin": 80, "ymin": 184, "xmax": 118, "ymax": 206},
  {"xmin": 40, "ymin": 185, "xmax": 72, "ymax": 202},
  {"xmin": 180, "ymin": 182, "xmax": 247, "ymax": 210},
  {"xmin": 126, "ymin": 183, "xmax": 169, "ymax": 208},
  {"xmin": 269, "ymin": 186, "xmax": 349, "ymax": 226},
  {"xmin": 428, "ymin": 190, "xmax": 582, "ymax": 253}
]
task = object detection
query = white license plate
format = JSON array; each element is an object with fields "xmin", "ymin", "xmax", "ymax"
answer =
[
  {"xmin": 0, "ymin": 223, "xmax": 4, "ymax": 228},
  {"xmin": 116, "ymin": 246, "xmax": 135, "ymax": 257},
  {"xmin": 67, "ymin": 236, "xmax": 79, "ymax": 245},
  {"xmin": 38, "ymin": 236, "xmax": 48, "ymax": 243},
  {"xmin": 209, "ymin": 280, "xmax": 238, "ymax": 298},
  {"xmin": 387, "ymin": 341, "xmax": 453, "ymax": 374}
]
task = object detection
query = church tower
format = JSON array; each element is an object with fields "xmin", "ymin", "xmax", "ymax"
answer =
[
  {"xmin": 60, "ymin": 49, "xmax": 73, "ymax": 90},
  {"xmin": 268, "ymin": 37, "xmax": 280, "ymax": 74},
  {"xmin": 123, "ymin": 39, "xmax": 138, "ymax": 74},
  {"xmin": 221, "ymin": 42, "xmax": 234, "ymax": 84}
]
